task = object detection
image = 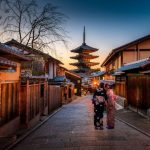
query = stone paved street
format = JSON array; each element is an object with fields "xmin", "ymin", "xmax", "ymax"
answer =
[
  {"xmin": 116, "ymin": 109, "xmax": 150, "ymax": 136},
  {"xmin": 11, "ymin": 96, "xmax": 150, "ymax": 150}
]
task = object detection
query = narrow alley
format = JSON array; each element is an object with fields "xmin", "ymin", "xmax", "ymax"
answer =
[{"xmin": 10, "ymin": 95, "xmax": 150, "ymax": 150}]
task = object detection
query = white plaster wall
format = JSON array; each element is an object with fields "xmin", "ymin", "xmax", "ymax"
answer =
[
  {"xmin": 48, "ymin": 62, "xmax": 53, "ymax": 79},
  {"xmin": 54, "ymin": 63, "xmax": 57, "ymax": 78}
]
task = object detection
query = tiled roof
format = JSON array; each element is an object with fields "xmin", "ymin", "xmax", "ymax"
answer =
[
  {"xmin": 116, "ymin": 57, "xmax": 150, "ymax": 72},
  {"xmin": 100, "ymin": 80, "xmax": 115, "ymax": 85},
  {"xmin": 141, "ymin": 70, "xmax": 150, "ymax": 74},
  {"xmin": 101, "ymin": 34, "xmax": 150, "ymax": 67},
  {"xmin": 71, "ymin": 43, "xmax": 98, "ymax": 53},
  {"xmin": 5, "ymin": 39, "xmax": 63, "ymax": 64},
  {"xmin": 53, "ymin": 76, "xmax": 66, "ymax": 82},
  {"xmin": 67, "ymin": 70, "xmax": 89, "ymax": 78},
  {"xmin": 59, "ymin": 65, "xmax": 68, "ymax": 71},
  {"xmin": 91, "ymin": 71, "xmax": 106, "ymax": 77},
  {"xmin": 70, "ymin": 54, "xmax": 99, "ymax": 59},
  {"xmin": 0, "ymin": 43, "xmax": 30, "ymax": 61},
  {"xmin": 0, "ymin": 56, "xmax": 17, "ymax": 67},
  {"xmin": 65, "ymin": 70, "xmax": 81, "ymax": 78},
  {"xmin": 70, "ymin": 62, "xmax": 99, "ymax": 66}
]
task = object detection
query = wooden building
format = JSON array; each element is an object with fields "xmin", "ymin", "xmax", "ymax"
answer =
[
  {"xmin": 5, "ymin": 40, "xmax": 64, "ymax": 128},
  {"xmin": 6, "ymin": 39, "xmax": 63, "ymax": 79},
  {"xmin": 0, "ymin": 43, "xmax": 29, "ymax": 136},
  {"xmin": 0, "ymin": 39, "xmax": 73, "ymax": 138},
  {"xmin": 90, "ymin": 71, "xmax": 106, "ymax": 87},
  {"xmin": 57, "ymin": 65, "xmax": 68, "ymax": 76},
  {"xmin": 65, "ymin": 71, "xmax": 81, "ymax": 96},
  {"xmin": 101, "ymin": 35, "xmax": 150, "ymax": 80},
  {"xmin": 114, "ymin": 57, "xmax": 150, "ymax": 117}
]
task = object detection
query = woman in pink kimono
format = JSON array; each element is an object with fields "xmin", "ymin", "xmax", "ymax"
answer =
[{"xmin": 105, "ymin": 84, "xmax": 117, "ymax": 129}]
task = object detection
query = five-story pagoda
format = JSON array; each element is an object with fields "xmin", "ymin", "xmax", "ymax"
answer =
[{"xmin": 70, "ymin": 27, "xmax": 99, "ymax": 73}]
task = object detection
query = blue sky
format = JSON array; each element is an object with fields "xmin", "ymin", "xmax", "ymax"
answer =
[
  {"xmin": 44, "ymin": 0, "xmax": 150, "ymax": 69},
  {"xmin": 3, "ymin": 0, "xmax": 150, "ymax": 69}
]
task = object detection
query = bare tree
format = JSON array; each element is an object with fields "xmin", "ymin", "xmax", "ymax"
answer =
[{"xmin": 0, "ymin": 0, "xmax": 68, "ymax": 50}]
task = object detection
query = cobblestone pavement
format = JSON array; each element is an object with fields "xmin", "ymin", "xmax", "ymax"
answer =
[
  {"xmin": 11, "ymin": 95, "xmax": 150, "ymax": 150},
  {"xmin": 116, "ymin": 109, "xmax": 150, "ymax": 136}
]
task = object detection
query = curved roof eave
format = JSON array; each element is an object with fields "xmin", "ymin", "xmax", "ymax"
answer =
[
  {"xmin": 101, "ymin": 34, "xmax": 150, "ymax": 67},
  {"xmin": 71, "ymin": 43, "xmax": 98, "ymax": 53}
]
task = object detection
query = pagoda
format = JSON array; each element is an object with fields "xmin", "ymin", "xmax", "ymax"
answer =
[{"xmin": 70, "ymin": 27, "xmax": 99, "ymax": 73}]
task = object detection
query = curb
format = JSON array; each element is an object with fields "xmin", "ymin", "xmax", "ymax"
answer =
[
  {"xmin": 116, "ymin": 117, "xmax": 150, "ymax": 138},
  {"xmin": 3, "ymin": 107, "xmax": 63, "ymax": 150}
]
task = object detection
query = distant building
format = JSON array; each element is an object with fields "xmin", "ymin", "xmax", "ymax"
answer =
[
  {"xmin": 70, "ymin": 27, "xmax": 99, "ymax": 73},
  {"xmin": 57, "ymin": 65, "xmax": 68, "ymax": 76},
  {"xmin": 65, "ymin": 71, "xmax": 81, "ymax": 96},
  {"xmin": 101, "ymin": 35, "xmax": 150, "ymax": 80}
]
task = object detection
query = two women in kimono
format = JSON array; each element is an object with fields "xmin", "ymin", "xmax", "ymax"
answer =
[{"xmin": 92, "ymin": 83, "xmax": 117, "ymax": 130}]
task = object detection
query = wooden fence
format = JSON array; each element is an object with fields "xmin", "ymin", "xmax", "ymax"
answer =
[
  {"xmin": 0, "ymin": 78, "xmax": 73, "ymax": 136},
  {"xmin": 41, "ymin": 82, "xmax": 48, "ymax": 115},
  {"xmin": 127, "ymin": 74, "xmax": 150, "ymax": 114},
  {"xmin": 115, "ymin": 81, "xmax": 126, "ymax": 98},
  {"xmin": 20, "ymin": 79, "xmax": 63, "ymax": 127},
  {"xmin": 20, "ymin": 81, "xmax": 41, "ymax": 126},
  {"xmin": 48, "ymin": 85, "xmax": 62, "ymax": 113},
  {"xmin": 0, "ymin": 81, "xmax": 19, "ymax": 127}
]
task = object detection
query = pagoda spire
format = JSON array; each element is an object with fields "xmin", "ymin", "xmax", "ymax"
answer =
[
  {"xmin": 83, "ymin": 26, "xmax": 86, "ymax": 44},
  {"xmin": 70, "ymin": 27, "xmax": 99, "ymax": 73}
]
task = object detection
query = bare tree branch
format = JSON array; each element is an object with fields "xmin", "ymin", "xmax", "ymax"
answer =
[{"xmin": 0, "ymin": 0, "xmax": 68, "ymax": 53}]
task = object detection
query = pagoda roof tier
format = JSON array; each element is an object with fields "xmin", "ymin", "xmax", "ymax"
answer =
[
  {"xmin": 75, "ymin": 69, "xmax": 90, "ymax": 73},
  {"xmin": 70, "ymin": 54, "xmax": 99, "ymax": 59},
  {"xmin": 69, "ymin": 62, "xmax": 99, "ymax": 67},
  {"xmin": 71, "ymin": 43, "xmax": 98, "ymax": 53},
  {"xmin": 73, "ymin": 68, "xmax": 99, "ymax": 73}
]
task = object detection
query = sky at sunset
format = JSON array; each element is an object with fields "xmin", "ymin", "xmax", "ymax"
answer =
[
  {"xmin": 47, "ymin": 0, "xmax": 150, "ymax": 70},
  {"xmin": 2, "ymin": 0, "xmax": 150, "ymax": 70}
]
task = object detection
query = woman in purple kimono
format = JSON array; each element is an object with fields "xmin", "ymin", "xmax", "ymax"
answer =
[{"xmin": 105, "ymin": 84, "xmax": 117, "ymax": 129}]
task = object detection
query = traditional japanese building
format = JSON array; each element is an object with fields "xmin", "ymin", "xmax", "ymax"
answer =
[
  {"xmin": 0, "ymin": 43, "xmax": 29, "ymax": 136},
  {"xmin": 101, "ymin": 34, "xmax": 150, "ymax": 80},
  {"xmin": 70, "ymin": 27, "xmax": 99, "ymax": 73},
  {"xmin": 6, "ymin": 39, "xmax": 63, "ymax": 79}
]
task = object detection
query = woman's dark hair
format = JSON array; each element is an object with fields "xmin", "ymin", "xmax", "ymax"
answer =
[
  {"xmin": 106, "ymin": 84, "xmax": 115, "ymax": 89},
  {"xmin": 99, "ymin": 82, "xmax": 104, "ymax": 88},
  {"xmin": 109, "ymin": 85, "xmax": 113, "ymax": 89},
  {"xmin": 104, "ymin": 83, "xmax": 109, "ymax": 89}
]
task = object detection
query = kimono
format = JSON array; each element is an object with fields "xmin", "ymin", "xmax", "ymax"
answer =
[
  {"xmin": 106, "ymin": 89, "xmax": 117, "ymax": 129},
  {"xmin": 92, "ymin": 88, "xmax": 107, "ymax": 128}
]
